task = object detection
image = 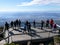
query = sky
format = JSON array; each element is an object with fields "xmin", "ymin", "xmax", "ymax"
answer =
[{"xmin": 0, "ymin": 0, "xmax": 60, "ymax": 12}]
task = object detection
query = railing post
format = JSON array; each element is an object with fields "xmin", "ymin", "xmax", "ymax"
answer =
[
  {"xmin": 39, "ymin": 43, "xmax": 44, "ymax": 45},
  {"xmin": 44, "ymin": 42, "xmax": 49, "ymax": 45},
  {"xmin": 58, "ymin": 29, "xmax": 60, "ymax": 34},
  {"xmin": 48, "ymin": 32, "xmax": 50, "ymax": 37},
  {"xmin": 27, "ymin": 41, "xmax": 31, "ymax": 45},
  {"xmin": 8, "ymin": 29, "xmax": 9, "ymax": 44}
]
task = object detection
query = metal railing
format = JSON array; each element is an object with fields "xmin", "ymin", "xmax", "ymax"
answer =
[{"xmin": 0, "ymin": 23, "xmax": 60, "ymax": 44}]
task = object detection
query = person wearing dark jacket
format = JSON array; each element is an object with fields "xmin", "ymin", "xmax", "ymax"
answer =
[
  {"xmin": 10, "ymin": 21, "xmax": 14, "ymax": 28},
  {"xmin": 18, "ymin": 19, "xmax": 21, "ymax": 28},
  {"xmin": 46, "ymin": 19, "xmax": 49, "ymax": 28},
  {"xmin": 41, "ymin": 20, "xmax": 44, "ymax": 30},
  {"xmin": 33, "ymin": 20, "xmax": 36, "ymax": 28},
  {"xmin": 24, "ymin": 23, "xmax": 26, "ymax": 33},
  {"xmin": 28, "ymin": 22, "xmax": 31, "ymax": 32},
  {"xmin": 5, "ymin": 22, "xmax": 9, "ymax": 30},
  {"xmin": 53, "ymin": 24, "xmax": 57, "ymax": 31},
  {"xmin": 25, "ymin": 21, "xmax": 29, "ymax": 31}
]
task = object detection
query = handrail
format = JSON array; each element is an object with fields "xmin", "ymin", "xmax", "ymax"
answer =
[
  {"xmin": 57, "ymin": 24, "xmax": 60, "ymax": 28},
  {"xmin": 0, "ymin": 26, "xmax": 60, "ymax": 44}
]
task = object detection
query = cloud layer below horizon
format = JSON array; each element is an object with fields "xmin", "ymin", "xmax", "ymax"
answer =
[{"xmin": 17, "ymin": 0, "xmax": 60, "ymax": 6}]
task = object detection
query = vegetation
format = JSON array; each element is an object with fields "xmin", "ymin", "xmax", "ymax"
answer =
[
  {"xmin": 54, "ymin": 35, "xmax": 60, "ymax": 43},
  {"xmin": 4, "ymin": 43, "xmax": 9, "ymax": 45},
  {"xmin": 4, "ymin": 43, "xmax": 19, "ymax": 45},
  {"xmin": 48, "ymin": 42, "xmax": 54, "ymax": 45},
  {"xmin": 48, "ymin": 35, "xmax": 60, "ymax": 45}
]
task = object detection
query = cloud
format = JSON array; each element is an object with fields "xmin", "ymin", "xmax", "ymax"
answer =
[{"xmin": 17, "ymin": 0, "xmax": 60, "ymax": 6}]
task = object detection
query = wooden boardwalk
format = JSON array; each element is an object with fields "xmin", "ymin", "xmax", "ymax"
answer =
[{"xmin": 0, "ymin": 27, "xmax": 60, "ymax": 45}]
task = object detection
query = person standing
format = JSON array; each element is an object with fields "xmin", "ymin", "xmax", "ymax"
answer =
[
  {"xmin": 24, "ymin": 23, "xmax": 26, "ymax": 33},
  {"xmin": 10, "ymin": 21, "xmax": 14, "ymax": 28},
  {"xmin": 14, "ymin": 21, "xmax": 16, "ymax": 29},
  {"xmin": 18, "ymin": 19, "xmax": 21, "ymax": 28},
  {"xmin": 16, "ymin": 19, "xmax": 19, "ymax": 27},
  {"xmin": 46, "ymin": 19, "xmax": 49, "ymax": 28},
  {"xmin": 41, "ymin": 20, "xmax": 44, "ymax": 30},
  {"xmin": 5, "ymin": 22, "xmax": 9, "ymax": 30},
  {"xmin": 33, "ymin": 20, "xmax": 36, "ymax": 28},
  {"xmin": 50, "ymin": 19, "xmax": 54, "ymax": 28},
  {"xmin": 53, "ymin": 24, "xmax": 57, "ymax": 31},
  {"xmin": 28, "ymin": 22, "xmax": 31, "ymax": 32},
  {"xmin": 26, "ymin": 21, "xmax": 29, "ymax": 31}
]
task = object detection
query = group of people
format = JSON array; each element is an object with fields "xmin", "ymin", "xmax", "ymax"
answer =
[
  {"xmin": 5, "ymin": 19, "xmax": 57, "ymax": 32},
  {"xmin": 10, "ymin": 19, "xmax": 21, "ymax": 28},
  {"xmin": 40, "ymin": 19, "xmax": 57, "ymax": 30},
  {"xmin": 5, "ymin": 19, "xmax": 21, "ymax": 30},
  {"xmin": 24, "ymin": 21, "xmax": 31, "ymax": 32},
  {"xmin": 23, "ymin": 19, "xmax": 57, "ymax": 33}
]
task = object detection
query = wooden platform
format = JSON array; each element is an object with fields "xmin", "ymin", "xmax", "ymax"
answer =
[{"xmin": 0, "ymin": 27, "xmax": 60, "ymax": 45}]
